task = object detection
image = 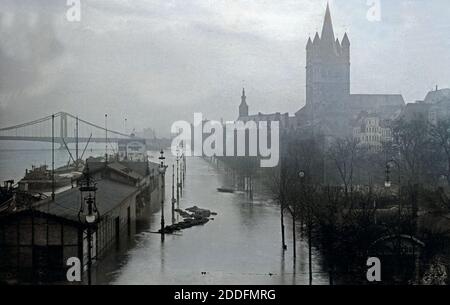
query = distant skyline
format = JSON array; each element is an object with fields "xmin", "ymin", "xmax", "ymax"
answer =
[{"xmin": 0, "ymin": 0, "xmax": 449, "ymax": 137}]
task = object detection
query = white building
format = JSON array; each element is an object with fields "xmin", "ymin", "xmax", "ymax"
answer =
[
  {"xmin": 353, "ymin": 113, "xmax": 393, "ymax": 151},
  {"xmin": 118, "ymin": 137, "xmax": 147, "ymax": 162}
]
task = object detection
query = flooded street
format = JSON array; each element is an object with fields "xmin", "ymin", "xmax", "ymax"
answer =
[{"xmin": 101, "ymin": 155, "xmax": 328, "ymax": 285}]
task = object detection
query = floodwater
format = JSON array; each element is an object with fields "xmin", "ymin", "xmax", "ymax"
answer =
[
  {"xmin": 0, "ymin": 144, "xmax": 329, "ymax": 285},
  {"xmin": 100, "ymin": 154, "xmax": 329, "ymax": 285}
]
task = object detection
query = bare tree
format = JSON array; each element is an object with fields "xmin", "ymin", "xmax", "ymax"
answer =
[
  {"xmin": 267, "ymin": 136, "xmax": 324, "ymax": 260},
  {"xmin": 265, "ymin": 159, "xmax": 295, "ymax": 250},
  {"xmin": 429, "ymin": 119, "xmax": 450, "ymax": 185},
  {"xmin": 328, "ymin": 137, "xmax": 358, "ymax": 197},
  {"xmin": 393, "ymin": 117, "xmax": 431, "ymax": 186}
]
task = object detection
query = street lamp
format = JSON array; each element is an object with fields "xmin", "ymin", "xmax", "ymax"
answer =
[
  {"xmin": 384, "ymin": 159, "xmax": 401, "ymax": 195},
  {"xmin": 298, "ymin": 170, "xmax": 306, "ymax": 180},
  {"xmin": 385, "ymin": 159, "xmax": 401, "ymax": 189},
  {"xmin": 385, "ymin": 163, "xmax": 392, "ymax": 188},
  {"xmin": 177, "ymin": 145, "xmax": 183, "ymax": 196},
  {"xmin": 385, "ymin": 159, "xmax": 403, "ymax": 220},
  {"xmin": 180, "ymin": 141, "xmax": 186, "ymax": 184},
  {"xmin": 78, "ymin": 164, "xmax": 100, "ymax": 286},
  {"xmin": 176, "ymin": 147, "xmax": 180, "ymax": 205},
  {"xmin": 158, "ymin": 150, "xmax": 167, "ymax": 237},
  {"xmin": 171, "ymin": 164, "xmax": 176, "ymax": 224}
]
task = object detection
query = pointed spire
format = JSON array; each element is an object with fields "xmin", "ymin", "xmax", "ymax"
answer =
[
  {"xmin": 239, "ymin": 88, "xmax": 248, "ymax": 118},
  {"xmin": 313, "ymin": 32, "xmax": 320, "ymax": 45},
  {"xmin": 321, "ymin": 2, "xmax": 335, "ymax": 44},
  {"xmin": 342, "ymin": 32, "xmax": 350, "ymax": 47},
  {"xmin": 241, "ymin": 88, "xmax": 247, "ymax": 105},
  {"xmin": 335, "ymin": 38, "xmax": 341, "ymax": 54},
  {"xmin": 306, "ymin": 37, "xmax": 313, "ymax": 50}
]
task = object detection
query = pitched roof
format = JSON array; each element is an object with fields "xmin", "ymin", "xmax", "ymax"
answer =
[
  {"xmin": 107, "ymin": 162, "xmax": 142, "ymax": 181},
  {"xmin": 119, "ymin": 161, "xmax": 151, "ymax": 176},
  {"xmin": 34, "ymin": 179, "xmax": 138, "ymax": 222},
  {"xmin": 400, "ymin": 102, "xmax": 432, "ymax": 121},
  {"xmin": 350, "ymin": 94, "xmax": 404, "ymax": 105},
  {"xmin": 424, "ymin": 88, "xmax": 450, "ymax": 104},
  {"xmin": 85, "ymin": 160, "xmax": 157, "ymax": 181}
]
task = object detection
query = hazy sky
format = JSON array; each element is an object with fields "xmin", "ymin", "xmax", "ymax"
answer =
[{"xmin": 0, "ymin": 0, "xmax": 449, "ymax": 136}]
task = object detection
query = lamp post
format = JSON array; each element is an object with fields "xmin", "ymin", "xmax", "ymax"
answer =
[
  {"xmin": 385, "ymin": 159, "xmax": 401, "ymax": 189},
  {"xmin": 385, "ymin": 159, "xmax": 402, "ymax": 218},
  {"xmin": 171, "ymin": 164, "xmax": 176, "ymax": 224},
  {"xmin": 177, "ymin": 146, "xmax": 183, "ymax": 196},
  {"xmin": 176, "ymin": 148, "xmax": 180, "ymax": 206},
  {"xmin": 384, "ymin": 159, "xmax": 401, "ymax": 189},
  {"xmin": 181, "ymin": 141, "xmax": 186, "ymax": 185},
  {"xmin": 51, "ymin": 114, "xmax": 55, "ymax": 201},
  {"xmin": 385, "ymin": 158, "xmax": 405, "ymax": 279},
  {"xmin": 158, "ymin": 150, "xmax": 167, "ymax": 238},
  {"xmin": 78, "ymin": 164, "xmax": 100, "ymax": 286},
  {"xmin": 183, "ymin": 152, "xmax": 186, "ymax": 183}
]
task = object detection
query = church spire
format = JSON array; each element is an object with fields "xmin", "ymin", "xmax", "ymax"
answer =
[
  {"xmin": 306, "ymin": 37, "xmax": 313, "ymax": 50},
  {"xmin": 239, "ymin": 88, "xmax": 248, "ymax": 118},
  {"xmin": 342, "ymin": 32, "xmax": 350, "ymax": 47},
  {"xmin": 321, "ymin": 2, "xmax": 335, "ymax": 44},
  {"xmin": 313, "ymin": 32, "xmax": 320, "ymax": 45}
]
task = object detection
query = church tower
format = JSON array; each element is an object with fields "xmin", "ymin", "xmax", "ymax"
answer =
[
  {"xmin": 305, "ymin": 3, "xmax": 350, "ymax": 111},
  {"xmin": 239, "ymin": 88, "xmax": 249, "ymax": 118}
]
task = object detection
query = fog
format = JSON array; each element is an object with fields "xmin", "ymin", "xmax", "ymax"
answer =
[{"xmin": 0, "ymin": 0, "xmax": 449, "ymax": 137}]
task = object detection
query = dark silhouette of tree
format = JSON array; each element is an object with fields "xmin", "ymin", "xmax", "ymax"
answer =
[{"xmin": 429, "ymin": 118, "xmax": 450, "ymax": 185}]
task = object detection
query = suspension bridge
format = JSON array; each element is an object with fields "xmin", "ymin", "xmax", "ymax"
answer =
[{"xmin": 0, "ymin": 112, "xmax": 138, "ymax": 146}]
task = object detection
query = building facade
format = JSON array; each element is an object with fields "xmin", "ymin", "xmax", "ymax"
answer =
[
  {"xmin": 352, "ymin": 113, "xmax": 393, "ymax": 151},
  {"xmin": 118, "ymin": 137, "xmax": 147, "ymax": 162}
]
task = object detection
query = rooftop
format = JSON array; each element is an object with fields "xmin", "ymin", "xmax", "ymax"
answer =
[
  {"xmin": 34, "ymin": 178, "xmax": 138, "ymax": 223},
  {"xmin": 424, "ymin": 88, "xmax": 450, "ymax": 104}
]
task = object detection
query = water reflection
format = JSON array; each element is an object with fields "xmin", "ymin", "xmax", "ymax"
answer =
[{"xmin": 97, "ymin": 155, "xmax": 328, "ymax": 285}]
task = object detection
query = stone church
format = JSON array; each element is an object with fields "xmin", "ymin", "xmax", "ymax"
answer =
[
  {"xmin": 238, "ymin": 3, "xmax": 405, "ymax": 139},
  {"xmin": 295, "ymin": 3, "xmax": 404, "ymax": 137}
]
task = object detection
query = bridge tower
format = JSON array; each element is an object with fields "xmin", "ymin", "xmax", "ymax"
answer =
[{"xmin": 60, "ymin": 113, "xmax": 68, "ymax": 139}]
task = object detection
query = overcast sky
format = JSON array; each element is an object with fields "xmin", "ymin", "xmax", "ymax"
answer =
[{"xmin": 0, "ymin": 0, "xmax": 449, "ymax": 136}]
